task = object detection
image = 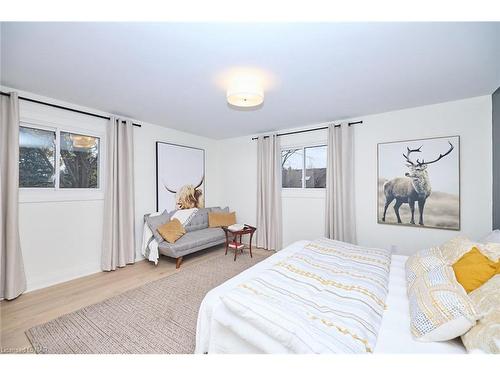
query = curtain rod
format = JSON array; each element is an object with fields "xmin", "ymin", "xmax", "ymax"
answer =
[
  {"xmin": 251, "ymin": 120, "xmax": 363, "ymax": 140},
  {"xmin": 0, "ymin": 91, "xmax": 142, "ymax": 128}
]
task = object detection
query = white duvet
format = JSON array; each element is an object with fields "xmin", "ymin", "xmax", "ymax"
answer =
[
  {"xmin": 196, "ymin": 240, "xmax": 466, "ymax": 354},
  {"xmin": 198, "ymin": 238, "xmax": 392, "ymax": 354}
]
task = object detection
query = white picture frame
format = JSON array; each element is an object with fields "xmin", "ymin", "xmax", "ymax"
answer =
[{"xmin": 156, "ymin": 142, "xmax": 205, "ymax": 212}]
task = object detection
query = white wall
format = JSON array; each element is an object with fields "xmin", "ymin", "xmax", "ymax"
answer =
[
  {"xmin": 354, "ymin": 96, "xmax": 492, "ymax": 254},
  {"xmin": 5, "ymin": 86, "xmax": 493, "ymax": 291},
  {"xmin": 219, "ymin": 96, "xmax": 493, "ymax": 255},
  {"xmin": 4, "ymin": 87, "xmax": 221, "ymax": 291},
  {"xmin": 133, "ymin": 120, "xmax": 221, "ymax": 261}
]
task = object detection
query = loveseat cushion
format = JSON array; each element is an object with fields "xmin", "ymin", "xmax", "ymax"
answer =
[
  {"xmin": 158, "ymin": 227, "xmax": 225, "ymax": 257},
  {"xmin": 210, "ymin": 206, "xmax": 229, "ymax": 213},
  {"xmin": 184, "ymin": 208, "xmax": 211, "ymax": 232}
]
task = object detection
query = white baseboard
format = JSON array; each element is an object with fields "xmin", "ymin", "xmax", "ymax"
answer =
[{"xmin": 26, "ymin": 263, "xmax": 102, "ymax": 292}]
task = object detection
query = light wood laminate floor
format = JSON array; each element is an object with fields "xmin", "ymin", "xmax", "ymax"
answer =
[{"xmin": 1, "ymin": 245, "xmax": 267, "ymax": 353}]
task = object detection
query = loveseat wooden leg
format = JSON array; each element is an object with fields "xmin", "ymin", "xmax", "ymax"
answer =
[{"xmin": 176, "ymin": 257, "xmax": 183, "ymax": 269}]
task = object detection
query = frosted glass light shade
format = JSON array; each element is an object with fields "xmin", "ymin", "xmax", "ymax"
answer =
[
  {"xmin": 226, "ymin": 77, "xmax": 264, "ymax": 107},
  {"xmin": 70, "ymin": 134, "xmax": 97, "ymax": 148}
]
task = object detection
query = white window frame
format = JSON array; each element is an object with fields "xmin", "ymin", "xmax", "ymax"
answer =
[
  {"xmin": 19, "ymin": 117, "xmax": 105, "ymax": 203},
  {"xmin": 281, "ymin": 143, "xmax": 327, "ymax": 190}
]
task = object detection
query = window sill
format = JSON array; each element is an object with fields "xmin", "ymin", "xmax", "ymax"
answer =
[
  {"xmin": 19, "ymin": 189, "xmax": 105, "ymax": 203},
  {"xmin": 281, "ymin": 188, "xmax": 326, "ymax": 200}
]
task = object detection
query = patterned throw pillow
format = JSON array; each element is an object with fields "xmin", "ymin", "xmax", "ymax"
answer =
[
  {"xmin": 476, "ymin": 242, "xmax": 500, "ymax": 262},
  {"xmin": 438, "ymin": 236, "xmax": 480, "ymax": 264},
  {"xmin": 405, "ymin": 247, "xmax": 446, "ymax": 291},
  {"xmin": 408, "ymin": 266, "xmax": 478, "ymax": 342},
  {"xmin": 481, "ymin": 229, "xmax": 500, "ymax": 244},
  {"xmin": 461, "ymin": 275, "xmax": 500, "ymax": 353}
]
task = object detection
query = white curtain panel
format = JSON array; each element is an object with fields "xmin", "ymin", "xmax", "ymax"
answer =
[
  {"xmin": 325, "ymin": 123, "xmax": 357, "ymax": 243},
  {"xmin": 0, "ymin": 92, "xmax": 27, "ymax": 300},
  {"xmin": 256, "ymin": 134, "xmax": 283, "ymax": 251},
  {"xmin": 101, "ymin": 117, "xmax": 136, "ymax": 271}
]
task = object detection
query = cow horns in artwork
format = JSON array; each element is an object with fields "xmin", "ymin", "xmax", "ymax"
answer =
[
  {"xmin": 164, "ymin": 176, "xmax": 205, "ymax": 209},
  {"xmin": 164, "ymin": 176, "xmax": 204, "ymax": 194}
]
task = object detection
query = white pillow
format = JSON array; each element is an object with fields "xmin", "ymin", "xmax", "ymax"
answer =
[{"xmin": 481, "ymin": 229, "xmax": 500, "ymax": 244}]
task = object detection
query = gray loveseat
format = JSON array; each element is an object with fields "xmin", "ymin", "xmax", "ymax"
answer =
[{"xmin": 146, "ymin": 207, "xmax": 229, "ymax": 268}]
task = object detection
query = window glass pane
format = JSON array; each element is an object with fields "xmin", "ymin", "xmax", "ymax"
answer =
[
  {"xmin": 305, "ymin": 145, "xmax": 327, "ymax": 188},
  {"xmin": 282, "ymin": 149, "xmax": 303, "ymax": 188},
  {"xmin": 60, "ymin": 132, "xmax": 100, "ymax": 188},
  {"xmin": 19, "ymin": 126, "xmax": 56, "ymax": 187}
]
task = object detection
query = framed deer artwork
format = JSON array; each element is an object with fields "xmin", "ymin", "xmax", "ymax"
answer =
[
  {"xmin": 377, "ymin": 136, "xmax": 460, "ymax": 230},
  {"xmin": 156, "ymin": 142, "xmax": 205, "ymax": 212}
]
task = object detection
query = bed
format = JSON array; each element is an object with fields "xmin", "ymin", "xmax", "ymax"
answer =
[{"xmin": 195, "ymin": 240, "xmax": 466, "ymax": 354}]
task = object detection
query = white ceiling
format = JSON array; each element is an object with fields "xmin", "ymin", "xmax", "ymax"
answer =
[{"xmin": 1, "ymin": 22, "xmax": 499, "ymax": 139}]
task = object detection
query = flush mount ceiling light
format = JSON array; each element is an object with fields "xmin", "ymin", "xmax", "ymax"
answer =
[
  {"xmin": 226, "ymin": 75, "xmax": 264, "ymax": 107},
  {"xmin": 70, "ymin": 134, "xmax": 97, "ymax": 148}
]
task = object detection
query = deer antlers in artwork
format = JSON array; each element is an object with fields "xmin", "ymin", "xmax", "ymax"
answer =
[
  {"xmin": 415, "ymin": 141, "xmax": 454, "ymax": 166},
  {"xmin": 402, "ymin": 141, "xmax": 454, "ymax": 167},
  {"xmin": 403, "ymin": 146, "xmax": 422, "ymax": 166}
]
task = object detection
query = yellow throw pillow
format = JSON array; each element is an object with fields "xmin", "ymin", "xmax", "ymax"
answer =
[
  {"xmin": 208, "ymin": 211, "xmax": 236, "ymax": 228},
  {"xmin": 452, "ymin": 247, "xmax": 499, "ymax": 293},
  {"xmin": 157, "ymin": 218, "xmax": 186, "ymax": 243}
]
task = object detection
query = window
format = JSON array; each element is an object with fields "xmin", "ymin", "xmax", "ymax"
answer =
[
  {"xmin": 282, "ymin": 148, "xmax": 303, "ymax": 188},
  {"xmin": 305, "ymin": 145, "xmax": 327, "ymax": 188},
  {"xmin": 60, "ymin": 132, "xmax": 100, "ymax": 188},
  {"xmin": 19, "ymin": 127, "xmax": 56, "ymax": 188},
  {"xmin": 19, "ymin": 125, "xmax": 101, "ymax": 189},
  {"xmin": 281, "ymin": 145, "xmax": 327, "ymax": 188}
]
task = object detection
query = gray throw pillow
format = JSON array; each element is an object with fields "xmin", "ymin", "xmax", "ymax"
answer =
[
  {"xmin": 146, "ymin": 210, "xmax": 172, "ymax": 243},
  {"xmin": 210, "ymin": 206, "xmax": 230, "ymax": 213}
]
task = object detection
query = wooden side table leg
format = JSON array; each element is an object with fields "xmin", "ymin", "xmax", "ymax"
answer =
[
  {"xmin": 224, "ymin": 230, "xmax": 229, "ymax": 255},
  {"xmin": 233, "ymin": 233, "xmax": 238, "ymax": 261},
  {"xmin": 249, "ymin": 232, "xmax": 254, "ymax": 258}
]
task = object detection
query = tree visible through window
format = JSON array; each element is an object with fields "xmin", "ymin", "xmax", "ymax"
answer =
[
  {"xmin": 19, "ymin": 127, "xmax": 56, "ymax": 187},
  {"xmin": 282, "ymin": 149, "xmax": 303, "ymax": 188},
  {"xmin": 281, "ymin": 145, "xmax": 327, "ymax": 188},
  {"xmin": 19, "ymin": 125, "xmax": 100, "ymax": 189},
  {"xmin": 60, "ymin": 132, "xmax": 100, "ymax": 188}
]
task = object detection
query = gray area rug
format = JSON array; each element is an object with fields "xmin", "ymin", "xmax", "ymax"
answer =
[{"xmin": 26, "ymin": 251, "xmax": 271, "ymax": 354}]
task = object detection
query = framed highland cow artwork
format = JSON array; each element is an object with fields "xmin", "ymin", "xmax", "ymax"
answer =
[
  {"xmin": 156, "ymin": 142, "xmax": 205, "ymax": 212},
  {"xmin": 377, "ymin": 136, "xmax": 460, "ymax": 230}
]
